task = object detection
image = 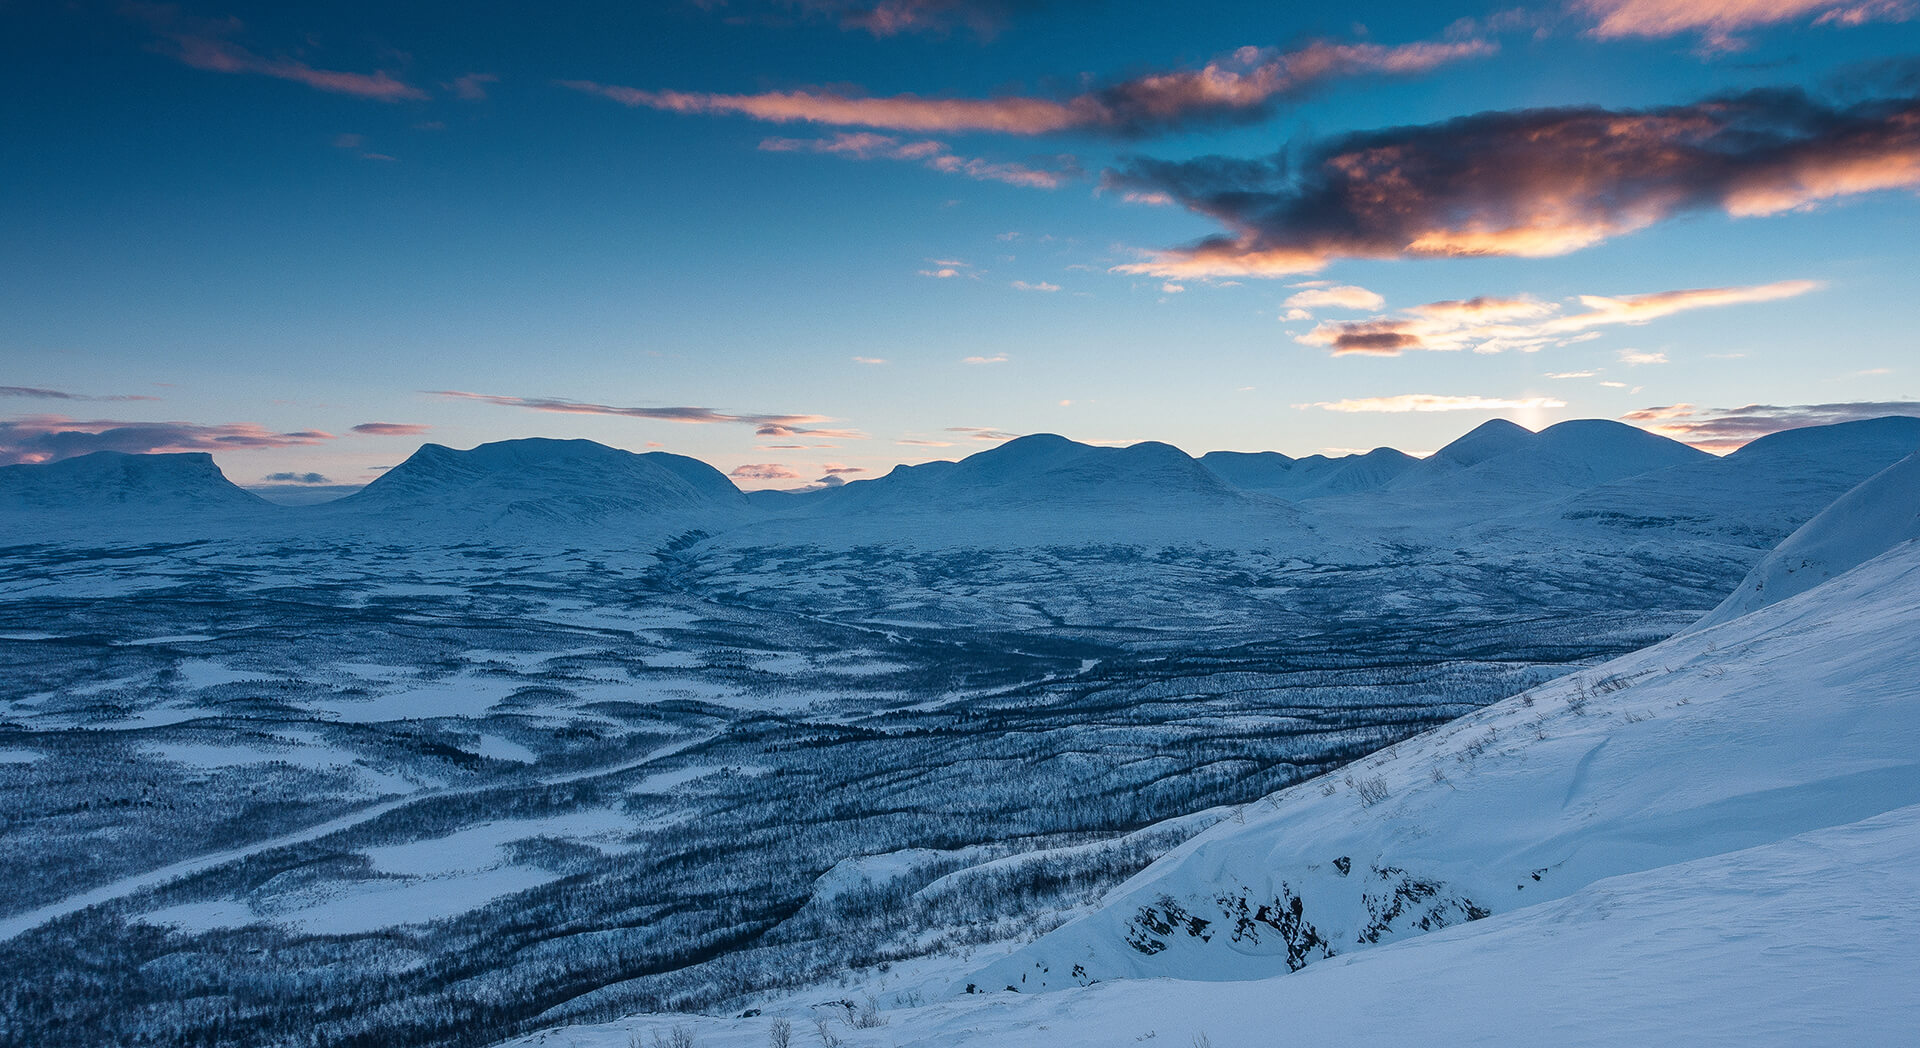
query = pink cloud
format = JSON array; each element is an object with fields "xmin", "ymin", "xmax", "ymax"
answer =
[
  {"xmin": 1576, "ymin": 0, "xmax": 1913, "ymax": 50},
  {"xmin": 128, "ymin": 3, "xmax": 427, "ymax": 101},
  {"xmin": 557, "ymin": 36, "xmax": 1492, "ymax": 137}
]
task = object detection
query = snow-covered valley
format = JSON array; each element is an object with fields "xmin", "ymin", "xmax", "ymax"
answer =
[{"xmin": 0, "ymin": 417, "xmax": 1914, "ymax": 1048}]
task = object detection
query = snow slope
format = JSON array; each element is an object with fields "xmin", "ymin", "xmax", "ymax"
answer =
[
  {"xmin": 972, "ymin": 515, "xmax": 1920, "ymax": 992},
  {"xmin": 520, "ymin": 805, "xmax": 1920, "ymax": 1048},
  {"xmin": 1694, "ymin": 450, "xmax": 1920, "ymax": 629}
]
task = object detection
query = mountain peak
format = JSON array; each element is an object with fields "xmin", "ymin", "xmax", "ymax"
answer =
[{"xmin": 1431, "ymin": 418, "xmax": 1535, "ymax": 468}]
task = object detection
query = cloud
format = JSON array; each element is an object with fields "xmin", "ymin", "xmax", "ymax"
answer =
[
  {"xmin": 0, "ymin": 415, "xmax": 334, "ymax": 465},
  {"xmin": 0, "ymin": 386, "xmax": 159, "ymax": 402},
  {"xmin": 448, "ymin": 72, "xmax": 498, "ymax": 101},
  {"xmin": 851, "ymin": 356, "xmax": 889, "ymax": 364},
  {"xmin": 1618, "ymin": 348, "xmax": 1669, "ymax": 365},
  {"xmin": 1297, "ymin": 280, "xmax": 1818, "ymax": 356},
  {"xmin": 1575, "ymin": 0, "xmax": 1914, "ymax": 51},
  {"xmin": 921, "ymin": 267, "xmax": 962, "ymax": 278},
  {"xmin": 1107, "ymin": 87, "xmax": 1920, "ymax": 277},
  {"xmin": 897, "ymin": 437, "xmax": 957, "ymax": 446},
  {"xmin": 729, "ymin": 463, "xmax": 802, "ymax": 481},
  {"xmin": 429, "ymin": 390, "xmax": 865, "ymax": 439},
  {"xmin": 946, "ymin": 425, "xmax": 1021, "ymax": 439},
  {"xmin": 699, "ymin": 0, "xmax": 1067, "ymax": 39},
  {"xmin": 1621, "ymin": 400, "xmax": 1920, "ymax": 450},
  {"xmin": 263, "ymin": 471, "xmax": 331, "ymax": 484},
  {"xmin": 351, "ymin": 422, "xmax": 431, "ymax": 436},
  {"xmin": 1296, "ymin": 394, "xmax": 1568, "ymax": 413},
  {"xmin": 820, "ymin": 464, "xmax": 868, "ymax": 474},
  {"xmin": 1011, "ymin": 280, "xmax": 1061, "ymax": 291},
  {"xmin": 962, "ymin": 354, "xmax": 1009, "ymax": 364},
  {"xmin": 760, "ymin": 132, "xmax": 1075, "ymax": 188},
  {"xmin": 557, "ymin": 35, "xmax": 1492, "ymax": 138},
  {"xmin": 1283, "ymin": 284, "xmax": 1384, "ymax": 311},
  {"xmin": 126, "ymin": 3, "xmax": 427, "ymax": 102},
  {"xmin": 1546, "ymin": 370, "xmax": 1600, "ymax": 379}
]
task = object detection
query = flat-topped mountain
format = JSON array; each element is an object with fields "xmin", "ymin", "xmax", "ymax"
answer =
[
  {"xmin": 0, "ymin": 451, "xmax": 269, "ymax": 515},
  {"xmin": 320, "ymin": 438, "xmax": 753, "ymax": 537}
]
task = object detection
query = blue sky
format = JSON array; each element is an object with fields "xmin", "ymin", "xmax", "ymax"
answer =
[{"xmin": 4, "ymin": 0, "xmax": 1918, "ymax": 489}]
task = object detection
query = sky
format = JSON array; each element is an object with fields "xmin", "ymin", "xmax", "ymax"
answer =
[{"xmin": 4, "ymin": 0, "xmax": 1919, "ymax": 492}]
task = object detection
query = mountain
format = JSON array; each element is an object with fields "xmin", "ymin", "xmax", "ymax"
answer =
[
  {"xmin": 1402, "ymin": 418, "xmax": 1711, "ymax": 493},
  {"xmin": 1198, "ymin": 448, "xmax": 1416, "ymax": 499},
  {"xmin": 0, "ymin": 451, "xmax": 268, "ymax": 520},
  {"xmin": 813, "ymin": 434, "xmax": 1252, "ymax": 515},
  {"xmin": 1693, "ymin": 450, "xmax": 1920, "ymax": 630},
  {"xmin": 1550, "ymin": 416, "xmax": 1920, "ymax": 550},
  {"xmin": 318, "ymin": 438, "xmax": 753, "ymax": 539},
  {"xmin": 1194, "ymin": 451, "xmax": 1295, "ymax": 490},
  {"xmin": 971, "ymin": 491, "xmax": 1920, "ymax": 994}
]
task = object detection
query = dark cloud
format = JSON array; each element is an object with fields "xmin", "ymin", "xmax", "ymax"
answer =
[
  {"xmin": 1621, "ymin": 401, "xmax": 1920, "ymax": 451},
  {"xmin": 945, "ymin": 425, "xmax": 1022, "ymax": 441},
  {"xmin": 1107, "ymin": 87, "xmax": 1920, "ymax": 277},
  {"xmin": 698, "ymin": 0, "xmax": 1073, "ymax": 39},
  {"xmin": 430, "ymin": 390, "xmax": 866, "ymax": 439},
  {"xmin": 351, "ymin": 422, "xmax": 431, "ymax": 436},
  {"xmin": 263, "ymin": 471, "xmax": 331, "ymax": 484},
  {"xmin": 0, "ymin": 415, "xmax": 334, "ymax": 466},
  {"xmin": 1, "ymin": 386, "xmax": 160, "ymax": 402}
]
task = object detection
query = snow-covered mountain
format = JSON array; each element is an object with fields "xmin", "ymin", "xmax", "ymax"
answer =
[
  {"xmin": 1545, "ymin": 415, "xmax": 1920, "ymax": 550},
  {"xmin": 970, "ymin": 464, "xmax": 1920, "ymax": 995},
  {"xmin": 818, "ymin": 434, "xmax": 1251, "ymax": 514},
  {"xmin": 1693, "ymin": 449, "xmax": 1919, "ymax": 629},
  {"xmin": 0, "ymin": 449, "xmax": 274, "ymax": 525},
  {"xmin": 313, "ymin": 437, "xmax": 755, "ymax": 541},
  {"xmin": 1399, "ymin": 418, "xmax": 1712, "ymax": 493}
]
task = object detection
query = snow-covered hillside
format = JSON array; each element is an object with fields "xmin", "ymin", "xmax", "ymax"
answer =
[
  {"xmin": 1694, "ymin": 450, "xmax": 1919, "ymax": 629},
  {"xmin": 971, "ymin": 497, "xmax": 1920, "ymax": 995}
]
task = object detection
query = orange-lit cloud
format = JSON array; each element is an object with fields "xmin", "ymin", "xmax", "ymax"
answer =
[
  {"xmin": 1284, "ymin": 284, "xmax": 1384, "ymax": 311},
  {"xmin": 559, "ymin": 36, "xmax": 1492, "ymax": 137},
  {"xmin": 1297, "ymin": 280, "xmax": 1818, "ymax": 356},
  {"xmin": 760, "ymin": 132, "xmax": 1075, "ymax": 188},
  {"xmin": 1621, "ymin": 400, "xmax": 1920, "ymax": 451},
  {"xmin": 0, "ymin": 415, "xmax": 334, "ymax": 465},
  {"xmin": 1576, "ymin": 0, "xmax": 1913, "ymax": 51},
  {"xmin": 730, "ymin": 463, "xmax": 803, "ymax": 481},
  {"xmin": 1296, "ymin": 394, "xmax": 1567, "ymax": 413},
  {"xmin": 127, "ymin": 3, "xmax": 427, "ymax": 101},
  {"xmin": 1108, "ymin": 89, "xmax": 1920, "ymax": 277},
  {"xmin": 429, "ymin": 391, "xmax": 865, "ymax": 439}
]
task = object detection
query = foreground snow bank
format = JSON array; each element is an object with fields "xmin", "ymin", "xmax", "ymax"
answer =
[{"xmin": 974, "ymin": 531, "xmax": 1920, "ymax": 991}]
